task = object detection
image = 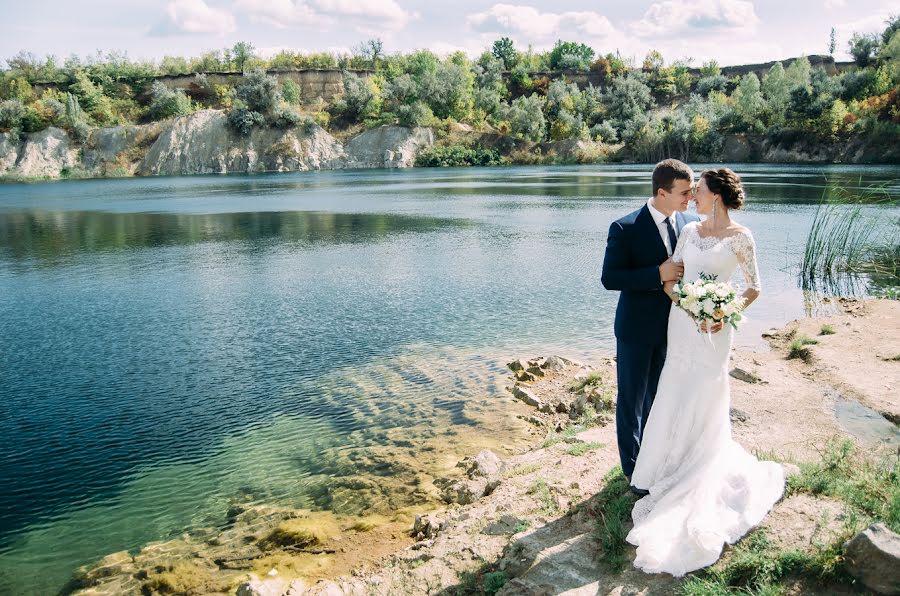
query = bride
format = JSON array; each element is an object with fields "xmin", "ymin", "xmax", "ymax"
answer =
[{"xmin": 626, "ymin": 167, "xmax": 785, "ymax": 576}]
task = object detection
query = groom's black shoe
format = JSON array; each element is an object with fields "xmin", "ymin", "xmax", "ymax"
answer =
[{"xmin": 630, "ymin": 485, "xmax": 650, "ymax": 496}]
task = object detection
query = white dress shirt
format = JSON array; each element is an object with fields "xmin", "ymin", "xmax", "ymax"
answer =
[{"xmin": 646, "ymin": 198, "xmax": 676, "ymax": 256}]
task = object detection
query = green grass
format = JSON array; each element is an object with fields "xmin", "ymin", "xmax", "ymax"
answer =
[
  {"xmin": 541, "ymin": 424, "xmax": 586, "ymax": 448},
  {"xmin": 529, "ymin": 478, "xmax": 560, "ymax": 516},
  {"xmin": 570, "ymin": 370, "xmax": 605, "ymax": 393},
  {"xmin": 787, "ymin": 439, "xmax": 900, "ymax": 532},
  {"xmin": 680, "ymin": 440, "xmax": 899, "ymax": 595},
  {"xmin": 564, "ymin": 441, "xmax": 605, "ymax": 456},
  {"xmin": 788, "ymin": 335, "xmax": 818, "ymax": 361},
  {"xmin": 502, "ymin": 462, "xmax": 541, "ymax": 478},
  {"xmin": 591, "ymin": 466, "xmax": 633, "ymax": 573},
  {"xmin": 483, "ymin": 571, "xmax": 508, "ymax": 595},
  {"xmin": 818, "ymin": 324, "xmax": 835, "ymax": 335},
  {"xmin": 512, "ymin": 520, "xmax": 530, "ymax": 534}
]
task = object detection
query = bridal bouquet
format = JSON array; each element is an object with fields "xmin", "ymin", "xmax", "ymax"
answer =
[{"xmin": 671, "ymin": 273, "xmax": 745, "ymax": 329}]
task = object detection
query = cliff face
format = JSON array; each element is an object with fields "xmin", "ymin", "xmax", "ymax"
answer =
[{"xmin": 0, "ymin": 111, "xmax": 434, "ymax": 180}]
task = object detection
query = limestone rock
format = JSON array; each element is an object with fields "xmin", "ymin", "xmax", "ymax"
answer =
[
  {"xmin": 843, "ymin": 523, "xmax": 900, "ymax": 595},
  {"xmin": 730, "ymin": 367, "xmax": 762, "ymax": 383},
  {"xmin": 412, "ymin": 514, "xmax": 442, "ymax": 539},
  {"xmin": 0, "ymin": 132, "xmax": 20, "ymax": 174},
  {"xmin": 15, "ymin": 127, "xmax": 78, "ymax": 177},
  {"xmin": 236, "ymin": 576, "xmax": 288, "ymax": 596},
  {"xmin": 507, "ymin": 359, "xmax": 526, "ymax": 372},
  {"xmin": 512, "ymin": 385, "xmax": 541, "ymax": 409},
  {"xmin": 467, "ymin": 450, "xmax": 504, "ymax": 478},
  {"xmin": 344, "ymin": 125, "xmax": 432, "ymax": 168},
  {"xmin": 730, "ymin": 408, "xmax": 750, "ymax": 424},
  {"xmin": 138, "ymin": 110, "xmax": 345, "ymax": 176}
]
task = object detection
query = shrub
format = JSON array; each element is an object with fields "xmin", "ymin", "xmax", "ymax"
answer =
[
  {"xmin": 696, "ymin": 74, "xmax": 727, "ymax": 97},
  {"xmin": 332, "ymin": 71, "xmax": 380, "ymax": 122},
  {"xmin": 0, "ymin": 99, "xmax": 25, "ymax": 133},
  {"xmin": 281, "ymin": 79, "xmax": 301, "ymax": 105},
  {"xmin": 147, "ymin": 81, "xmax": 192, "ymax": 120},
  {"xmin": 235, "ymin": 69, "xmax": 280, "ymax": 114},
  {"xmin": 395, "ymin": 101, "xmax": 433, "ymax": 127},
  {"xmin": 500, "ymin": 94, "xmax": 546, "ymax": 141},
  {"xmin": 591, "ymin": 120, "xmax": 618, "ymax": 143},
  {"xmin": 227, "ymin": 107, "xmax": 265, "ymax": 135},
  {"xmin": 549, "ymin": 41, "xmax": 594, "ymax": 71},
  {"xmin": 268, "ymin": 104, "xmax": 303, "ymax": 129},
  {"xmin": 415, "ymin": 144, "xmax": 504, "ymax": 167}
]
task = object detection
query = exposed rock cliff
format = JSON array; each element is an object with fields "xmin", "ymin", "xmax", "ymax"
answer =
[
  {"xmin": 11, "ymin": 127, "xmax": 79, "ymax": 178},
  {"xmin": 0, "ymin": 112, "xmax": 434, "ymax": 180}
]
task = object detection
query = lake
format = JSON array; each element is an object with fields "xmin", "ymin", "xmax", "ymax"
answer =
[{"xmin": 1, "ymin": 164, "xmax": 898, "ymax": 593}]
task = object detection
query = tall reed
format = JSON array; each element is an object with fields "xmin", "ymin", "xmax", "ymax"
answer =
[{"xmin": 800, "ymin": 184, "xmax": 899, "ymax": 294}]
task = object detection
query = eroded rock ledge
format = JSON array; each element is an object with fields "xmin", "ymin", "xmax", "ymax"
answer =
[{"xmin": 0, "ymin": 112, "xmax": 434, "ymax": 179}]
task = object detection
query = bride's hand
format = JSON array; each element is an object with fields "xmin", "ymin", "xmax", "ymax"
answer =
[{"xmin": 699, "ymin": 320, "xmax": 725, "ymax": 333}]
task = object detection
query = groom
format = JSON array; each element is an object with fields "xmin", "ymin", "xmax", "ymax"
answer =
[{"xmin": 601, "ymin": 159, "xmax": 699, "ymax": 495}]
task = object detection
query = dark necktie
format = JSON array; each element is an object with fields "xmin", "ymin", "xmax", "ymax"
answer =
[{"xmin": 664, "ymin": 217, "xmax": 677, "ymax": 256}]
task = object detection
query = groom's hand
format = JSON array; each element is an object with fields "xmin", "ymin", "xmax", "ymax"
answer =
[{"xmin": 659, "ymin": 258, "xmax": 684, "ymax": 283}]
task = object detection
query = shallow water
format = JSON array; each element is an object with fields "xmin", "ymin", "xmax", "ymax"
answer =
[{"xmin": 1, "ymin": 164, "xmax": 898, "ymax": 593}]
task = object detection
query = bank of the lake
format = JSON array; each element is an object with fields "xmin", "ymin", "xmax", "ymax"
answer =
[{"xmin": 1, "ymin": 110, "xmax": 899, "ymax": 183}]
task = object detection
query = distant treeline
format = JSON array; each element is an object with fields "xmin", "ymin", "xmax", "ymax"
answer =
[{"xmin": 1, "ymin": 18, "xmax": 898, "ymax": 162}]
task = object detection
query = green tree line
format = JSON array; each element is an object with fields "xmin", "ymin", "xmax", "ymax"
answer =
[{"xmin": 1, "ymin": 21, "xmax": 899, "ymax": 162}]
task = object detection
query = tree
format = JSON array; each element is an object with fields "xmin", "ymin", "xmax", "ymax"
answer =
[
  {"xmin": 549, "ymin": 40, "xmax": 594, "ymax": 71},
  {"xmin": 762, "ymin": 62, "xmax": 791, "ymax": 123},
  {"xmin": 492, "ymin": 37, "xmax": 517, "ymax": 70},
  {"xmin": 700, "ymin": 60, "xmax": 721, "ymax": 78},
  {"xmin": 354, "ymin": 38, "xmax": 384, "ymax": 68},
  {"xmin": 731, "ymin": 73, "xmax": 765, "ymax": 132},
  {"xmin": 829, "ymin": 28, "xmax": 837, "ymax": 56},
  {"xmin": 281, "ymin": 79, "xmax": 301, "ymax": 105},
  {"xmin": 232, "ymin": 41, "xmax": 255, "ymax": 72},
  {"xmin": 602, "ymin": 74, "xmax": 655, "ymax": 133},
  {"xmin": 849, "ymin": 33, "xmax": 880, "ymax": 68},
  {"xmin": 499, "ymin": 94, "xmax": 546, "ymax": 141},
  {"xmin": 881, "ymin": 14, "xmax": 900, "ymax": 45},
  {"xmin": 784, "ymin": 56, "xmax": 811, "ymax": 91}
]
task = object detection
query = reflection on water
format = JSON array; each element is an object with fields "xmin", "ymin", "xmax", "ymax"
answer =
[
  {"xmin": 0, "ymin": 210, "xmax": 471, "ymax": 267},
  {"xmin": 1, "ymin": 164, "xmax": 898, "ymax": 594}
]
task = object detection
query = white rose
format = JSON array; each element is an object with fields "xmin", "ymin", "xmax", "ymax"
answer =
[
  {"xmin": 716, "ymin": 287, "xmax": 730, "ymax": 298},
  {"xmin": 701, "ymin": 299, "xmax": 716, "ymax": 314},
  {"xmin": 704, "ymin": 283, "xmax": 717, "ymax": 295},
  {"xmin": 688, "ymin": 301, "xmax": 702, "ymax": 316},
  {"xmin": 672, "ymin": 283, "xmax": 681, "ymax": 294}
]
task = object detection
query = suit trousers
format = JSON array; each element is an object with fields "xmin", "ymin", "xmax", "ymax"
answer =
[{"xmin": 615, "ymin": 338, "xmax": 667, "ymax": 479}]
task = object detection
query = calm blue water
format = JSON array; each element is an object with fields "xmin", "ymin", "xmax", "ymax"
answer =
[{"xmin": 1, "ymin": 164, "xmax": 898, "ymax": 593}]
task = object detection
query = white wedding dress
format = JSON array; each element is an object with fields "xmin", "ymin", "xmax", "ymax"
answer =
[{"xmin": 626, "ymin": 221, "xmax": 785, "ymax": 577}]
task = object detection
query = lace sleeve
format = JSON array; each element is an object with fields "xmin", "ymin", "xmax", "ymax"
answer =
[
  {"xmin": 732, "ymin": 230, "xmax": 761, "ymax": 291},
  {"xmin": 672, "ymin": 222, "xmax": 693, "ymax": 263}
]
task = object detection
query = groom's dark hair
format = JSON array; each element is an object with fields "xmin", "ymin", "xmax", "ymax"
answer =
[{"xmin": 652, "ymin": 159, "xmax": 694, "ymax": 197}]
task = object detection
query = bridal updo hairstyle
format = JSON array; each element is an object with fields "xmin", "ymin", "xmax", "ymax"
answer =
[{"xmin": 701, "ymin": 168, "xmax": 745, "ymax": 210}]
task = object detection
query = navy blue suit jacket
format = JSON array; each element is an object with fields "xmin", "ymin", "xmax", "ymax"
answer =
[{"xmin": 601, "ymin": 204, "xmax": 699, "ymax": 345}]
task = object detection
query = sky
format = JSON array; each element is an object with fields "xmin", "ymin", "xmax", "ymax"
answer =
[{"xmin": 1, "ymin": 0, "xmax": 898, "ymax": 68}]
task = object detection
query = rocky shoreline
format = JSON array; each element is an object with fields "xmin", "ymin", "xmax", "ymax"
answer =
[
  {"xmin": 68, "ymin": 298, "xmax": 900, "ymax": 595},
  {"xmin": 2, "ymin": 109, "xmax": 898, "ymax": 182}
]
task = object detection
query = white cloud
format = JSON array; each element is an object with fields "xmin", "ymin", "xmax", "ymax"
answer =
[
  {"xmin": 232, "ymin": 0, "xmax": 415, "ymax": 33},
  {"xmin": 152, "ymin": 0, "xmax": 237, "ymax": 36},
  {"xmin": 467, "ymin": 4, "xmax": 614, "ymax": 41},
  {"xmin": 232, "ymin": 0, "xmax": 331, "ymax": 29},
  {"xmin": 631, "ymin": 0, "xmax": 759, "ymax": 38}
]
